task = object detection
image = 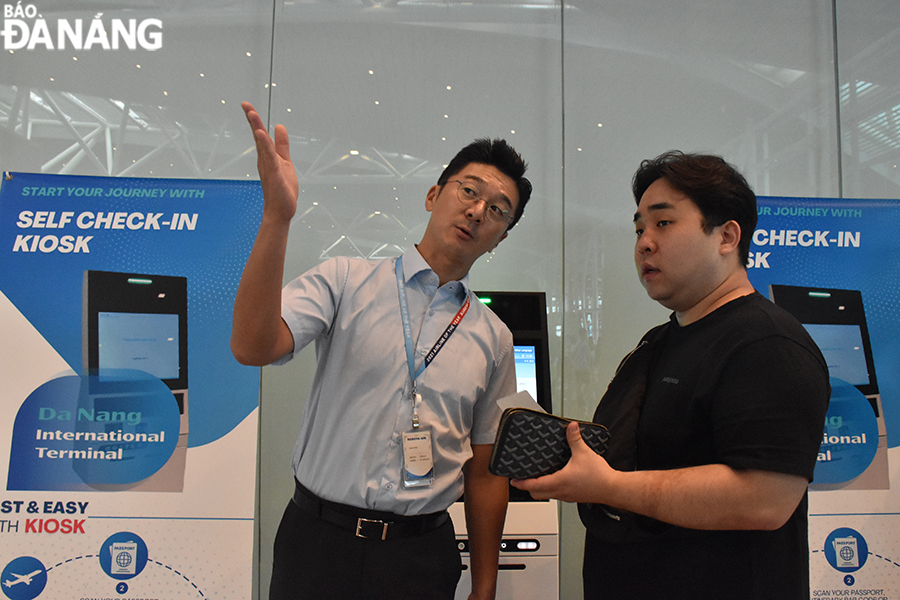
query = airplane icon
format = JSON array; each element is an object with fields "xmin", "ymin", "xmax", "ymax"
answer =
[{"xmin": 3, "ymin": 569, "xmax": 42, "ymax": 588}]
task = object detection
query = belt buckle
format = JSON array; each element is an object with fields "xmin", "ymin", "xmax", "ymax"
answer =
[{"xmin": 356, "ymin": 517, "xmax": 388, "ymax": 540}]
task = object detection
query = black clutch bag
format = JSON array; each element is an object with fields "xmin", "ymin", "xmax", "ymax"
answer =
[{"xmin": 489, "ymin": 407, "xmax": 611, "ymax": 479}]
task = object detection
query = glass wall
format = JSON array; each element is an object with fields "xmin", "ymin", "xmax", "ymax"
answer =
[
  {"xmin": 2, "ymin": 1, "xmax": 899, "ymax": 598},
  {"xmin": 835, "ymin": 0, "xmax": 900, "ymax": 200}
]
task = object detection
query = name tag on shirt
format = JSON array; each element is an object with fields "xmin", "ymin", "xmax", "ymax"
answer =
[{"xmin": 402, "ymin": 429, "xmax": 435, "ymax": 488}]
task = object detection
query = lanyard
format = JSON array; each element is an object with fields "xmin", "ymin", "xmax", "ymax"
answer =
[{"xmin": 395, "ymin": 256, "xmax": 470, "ymax": 400}]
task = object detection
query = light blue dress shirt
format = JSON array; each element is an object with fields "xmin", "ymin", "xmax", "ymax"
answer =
[{"xmin": 276, "ymin": 246, "xmax": 516, "ymax": 516}]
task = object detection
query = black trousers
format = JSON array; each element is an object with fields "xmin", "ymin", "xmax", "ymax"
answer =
[{"xmin": 269, "ymin": 497, "xmax": 462, "ymax": 600}]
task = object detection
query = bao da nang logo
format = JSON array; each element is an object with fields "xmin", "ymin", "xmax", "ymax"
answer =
[{"xmin": 1, "ymin": 3, "xmax": 162, "ymax": 51}]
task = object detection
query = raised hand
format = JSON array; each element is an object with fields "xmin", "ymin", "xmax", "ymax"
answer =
[
  {"xmin": 242, "ymin": 101, "xmax": 299, "ymax": 225},
  {"xmin": 231, "ymin": 103, "xmax": 299, "ymax": 366}
]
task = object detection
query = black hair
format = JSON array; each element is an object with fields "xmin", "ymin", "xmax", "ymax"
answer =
[
  {"xmin": 632, "ymin": 151, "xmax": 757, "ymax": 266},
  {"xmin": 437, "ymin": 138, "xmax": 532, "ymax": 230}
]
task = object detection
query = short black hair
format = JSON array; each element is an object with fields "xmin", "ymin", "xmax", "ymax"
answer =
[
  {"xmin": 437, "ymin": 138, "xmax": 532, "ymax": 230},
  {"xmin": 632, "ymin": 151, "xmax": 757, "ymax": 266}
]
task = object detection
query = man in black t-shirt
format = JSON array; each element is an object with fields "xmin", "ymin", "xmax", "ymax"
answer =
[{"xmin": 512, "ymin": 151, "xmax": 830, "ymax": 599}]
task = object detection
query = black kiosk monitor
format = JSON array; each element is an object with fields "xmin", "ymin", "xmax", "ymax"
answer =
[
  {"xmin": 452, "ymin": 291, "xmax": 559, "ymax": 600},
  {"xmin": 769, "ymin": 284, "xmax": 888, "ymax": 490},
  {"xmin": 474, "ymin": 291, "xmax": 553, "ymax": 498},
  {"xmin": 82, "ymin": 270, "xmax": 189, "ymax": 491}
]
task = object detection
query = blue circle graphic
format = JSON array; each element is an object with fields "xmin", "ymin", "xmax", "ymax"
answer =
[
  {"xmin": 824, "ymin": 527, "xmax": 868, "ymax": 573},
  {"xmin": 814, "ymin": 378, "xmax": 879, "ymax": 484},
  {"xmin": 7, "ymin": 371, "xmax": 180, "ymax": 490},
  {"xmin": 99, "ymin": 532, "xmax": 149, "ymax": 580},
  {"xmin": 1, "ymin": 556, "xmax": 47, "ymax": 600}
]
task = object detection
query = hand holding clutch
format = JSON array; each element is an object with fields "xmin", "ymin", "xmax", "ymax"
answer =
[{"xmin": 488, "ymin": 408, "xmax": 610, "ymax": 479}]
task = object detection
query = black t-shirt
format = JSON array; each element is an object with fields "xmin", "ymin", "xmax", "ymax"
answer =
[
  {"xmin": 638, "ymin": 292, "xmax": 827, "ymax": 479},
  {"xmin": 584, "ymin": 293, "xmax": 830, "ymax": 600}
]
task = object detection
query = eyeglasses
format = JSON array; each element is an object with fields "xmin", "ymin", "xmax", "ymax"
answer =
[{"xmin": 449, "ymin": 180, "xmax": 514, "ymax": 225}]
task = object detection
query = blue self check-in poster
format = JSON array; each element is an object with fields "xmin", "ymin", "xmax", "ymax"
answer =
[
  {"xmin": 0, "ymin": 172, "xmax": 262, "ymax": 599},
  {"xmin": 749, "ymin": 196, "xmax": 900, "ymax": 594}
]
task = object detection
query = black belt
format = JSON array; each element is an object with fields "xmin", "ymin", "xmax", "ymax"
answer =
[{"xmin": 292, "ymin": 480, "xmax": 450, "ymax": 541}]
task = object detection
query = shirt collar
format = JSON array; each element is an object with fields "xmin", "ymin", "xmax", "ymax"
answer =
[{"xmin": 401, "ymin": 246, "xmax": 471, "ymax": 300}]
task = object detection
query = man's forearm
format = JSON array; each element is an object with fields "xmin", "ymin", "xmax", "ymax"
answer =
[
  {"xmin": 463, "ymin": 445, "xmax": 509, "ymax": 599},
  {"xmin": 230, "ymin": 214, "xmax": 293, "ymax": 365},
  {"xmin": 605, "ymin": 464, "xmax": 808, "ymax": 531},
  {"xmin": 513, "ymin": 424, "xmax": 809, "ymax": 532}
]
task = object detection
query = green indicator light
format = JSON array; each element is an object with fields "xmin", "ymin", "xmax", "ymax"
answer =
[
  {"xmin": 808, "ymin": 291, "xmax": 831, "ymax": 298},
  {"xmin": 127, "ymin": 278, "xmax": 153, "ymax": 285},
  {"xmin": 478, "ymin": 296, "xmax": 492, "ymax": 305}
]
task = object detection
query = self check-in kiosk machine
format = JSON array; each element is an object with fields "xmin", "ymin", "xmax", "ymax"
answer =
[
  {"xmin": 769, "ymin": 284, "xmax": 888, "ymax": 490},
  {"xmin": 82, "ymin": 270, "xmax": 189, "ymax": 491},
  {"xmin": 450, "ymin": 291, "xmax": 559, "ymax": 600}
]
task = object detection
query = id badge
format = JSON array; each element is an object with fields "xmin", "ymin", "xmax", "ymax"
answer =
[{"xmin": 402, "ymin": 429, "xmax": 435, "ymax": 488}]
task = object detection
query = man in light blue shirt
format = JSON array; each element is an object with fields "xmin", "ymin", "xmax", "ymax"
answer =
[{"xmin": 232, "ymin": 102, "xmax": 532, "ymax": 600}]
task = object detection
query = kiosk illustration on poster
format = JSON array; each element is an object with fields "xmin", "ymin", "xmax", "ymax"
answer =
[
  {"xmin": 81, "ymin": 270, "xmax": 189, "ymax": 491},
  {"xmin": 769, "ymin": 284, "xmax": 888, "ymax": 490}
]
